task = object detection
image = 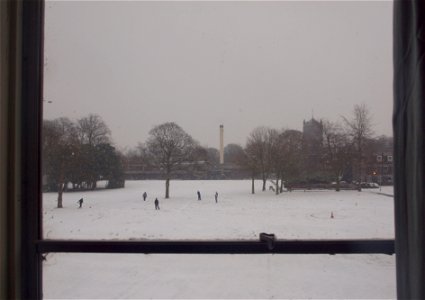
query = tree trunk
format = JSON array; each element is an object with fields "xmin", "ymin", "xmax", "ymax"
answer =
[
  {"xmin": 251, "ymin": 174, "xmax": 255, "ymax": 194},
  {"xmin": 336, "ymin": 176, "xmax": 340, "ymax": 192},
  {"xmin": 57, "ymin": 183, "xmax": 64, "ymax": 208},
  {"xmin": 57, "ymin": 165, "xmax": 64, "ymax": 208},
  {"xmin": 262, "ymin": 175, "xmax": 266, "ymax": 191},
  {"xmin": 165, "ymin": 177, "xmax": 170, "ymax": 199},
  {"xmin": 357, "ymin": 148, "xmax": 362, "ymax": 191},
  {"xmin": 275, "ymin": 178, "xmax": 279, "ymax": 195},
  {"xmin": 280, "ymin": 178, "xmax": 284, "ymax": 193}
]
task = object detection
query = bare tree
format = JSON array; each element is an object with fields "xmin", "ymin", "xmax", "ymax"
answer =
[
  {"xmin": 280, "ymin": 129, "xmax": 303, "ymax": 192},
  {"xmin": 245, "ymin": 127, "xmax": 271, "ymax": 192},
  {"xmin": 43, "ymin": 118, "xmax": 78, "ymax": 208},
  {"xmin": 265, "ymin": 128, "xmax": 283, "ymax": 194},
  {"xmin": 77, "ymin": 114, "xmax": 111, "ymax": 146},
  {"xmin": 322, "ymin": 120, "xmax": 353, "ymax": 191},
  {"xmin": 342, "ymin": 104, "xmax": 374, "ymax": 191},
  {"xmin": 250, "ymin": 128, "xmax": 303, "ymax": 194},
  {"xmin": 146, "ymin": 122, "xmax": 197, "ymax": 198},
  {"xmin": 241, "ymin": 145, "xmax": 259, "ymax": 194}
]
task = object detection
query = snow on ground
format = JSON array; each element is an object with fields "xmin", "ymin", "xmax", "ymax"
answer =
[
  {"xmin": 43, "ymin": 180, "xmax": 394, "ymax": 240},
  {"xmin": 43, "ymin": 180, "xmax": 396, "ymax": 299}
]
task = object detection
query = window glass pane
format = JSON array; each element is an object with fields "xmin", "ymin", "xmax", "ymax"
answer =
[
  {"xmin": 43, "ymin": 253, "xmax": 396, "ymax": 299},
  {"xmin": 42, "ymin": 1, "xmax": 393, "ymax": 240}
]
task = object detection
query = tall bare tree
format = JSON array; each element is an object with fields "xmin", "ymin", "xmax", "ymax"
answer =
[
  {"xmin": 43, "ymin": 118, "xmax": 78, "ymax": 208},
  {"xmin": 245, "ymin": 127, "xmax": 272, "ymax": 192},
  {"xmin": 322, "ymin": 120, "xmax": 353, "ymax": 191},
  {"xmin": 280, "ymin": 129, "xmax": 303, "ymax": 191},
  {"xmin": 342, "ymin": 104, "xmax": 374, "ymax": 191},
  {"xmin": 146, "ymin": 122, "xmax": 197, "ymax": 198},
  {"xmin": 266, "ymin": 128, "xmax": 283, "ymax": 194},
  {"xmin": 241, "ymin": 145, "xmax": 259, "ymax": 194},
  {"xmin": 77, "ymin": 114, "xmax": 111, "ymax": 146}
]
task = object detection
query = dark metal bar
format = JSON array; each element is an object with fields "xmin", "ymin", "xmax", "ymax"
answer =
[
  {"xmin": 37, "ymin": 239, "xmax": 394, "ymax": 255},
  {"xmin": 3, "ymin": 1, "xmax": 20, "ymax": 298},
  {"xmin": 21, "ymin": 0, "xmax": 44, "ymax": 299}
]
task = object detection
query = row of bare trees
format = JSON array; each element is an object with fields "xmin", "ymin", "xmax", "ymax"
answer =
[
  {"xmin": 43, "ymin": 104, "xmax": 376, "ymax": 205},
  {"xmin": 43, "ymin": 114, "xmax": 124, "ymax": 208},
  {"xmin": 239, "ymin": 104, "xmax": 374, "ymax": 193},
  {"xmin": 243, "ymin": 127, "xmax": 302, "ymax": 194},
  {"xmin": 126, "ymin": 104, "xmax": 376, "ymax": 198}
]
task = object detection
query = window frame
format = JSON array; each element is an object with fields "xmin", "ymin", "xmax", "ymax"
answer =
[{"xmin": 20, "ymin": 1, "xmax": 395, "ymax": 299}]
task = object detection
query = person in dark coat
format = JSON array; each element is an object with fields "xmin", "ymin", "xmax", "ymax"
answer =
[
  {"xmin": 143, "ymin": 192, "xmax": 147, "ymax": 201},
  {"xmin": 215, "ymin": 192, "xmax": 218, "ymax": 203},
  {"xmin": 154, "ymin": 198, "xmax": 160, "ymax": 210},
  {"xmin": 77, "ymin": 198, "xmax": 83, "ymax": 208},
  {"xmin": 197, "ymin": 191, "xmax": 201, "ymax": 200}
]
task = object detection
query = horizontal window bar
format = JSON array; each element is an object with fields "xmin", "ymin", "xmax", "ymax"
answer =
[{"xmin": 37, "ymin": 239, "xmax": 394, "ymax": 255}]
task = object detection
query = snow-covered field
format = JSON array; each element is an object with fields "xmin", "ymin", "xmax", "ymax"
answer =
[{"xmin": 43, "ymin": 180, "xmax": 396, "ymax": 299}]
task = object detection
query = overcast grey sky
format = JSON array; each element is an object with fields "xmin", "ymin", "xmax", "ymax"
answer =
[{"xmin": 43, "ymin": 1, "xmax": 393, "ymax": 150}]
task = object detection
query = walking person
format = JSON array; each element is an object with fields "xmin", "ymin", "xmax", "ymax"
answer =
[
  {"xmin": 215, "ymin": 192, "xmax": 218, "ymax": 203},
  {"xmin": 197, "ymin": 190, "xmax": 201, "ymax": 200},
  {"xmin": 143, "ymin": 192, "xmax": 147, "ymax": 201},
  {"xmin": 77, "ymin": 198, "xmax": 83, "ymax": 208},
  {"xmin": 154, "ymin": 198, "xmax": 160, "ymax": 210}
]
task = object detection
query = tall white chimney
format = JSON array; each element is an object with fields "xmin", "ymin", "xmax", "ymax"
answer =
[{"xmin": 219, "ymin": 125, "xmax": 224, "ymax": 164}]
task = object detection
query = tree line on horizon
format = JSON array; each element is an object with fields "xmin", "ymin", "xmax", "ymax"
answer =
[
  {"xmin": 43, "ymin": 104, "xmax": 392, "ymax": 207},
  {"xmin": 126, "ymin": 103, "xmax": 391, "ymax": 198}
]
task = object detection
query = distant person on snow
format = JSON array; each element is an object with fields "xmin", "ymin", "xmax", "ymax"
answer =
[
  {"xmin": 197, "ymin": 191, "xmax": 201, "ymax": 200},
  {"xmin": 143, "ymin": 192, "xmax": 147, "ymax": 201},
  {"xmin": 154, "ymin": 198, "xmax": 160, "ymax": 210},
  {"xmin": 77, "ymin": 198, "xmax": 83, "ymax": 208},
  {"xmin": 215, "ymin": 192, "xmax": 218, "ymax": 203}
]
